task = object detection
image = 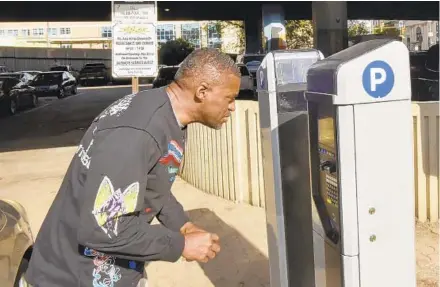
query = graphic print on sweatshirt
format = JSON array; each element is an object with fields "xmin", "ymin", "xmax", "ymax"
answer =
[
  {"xmin": 159, "ymin": 140, "xmax": 183, "ymax": 182},
  {"xmin": 95, "ymin": 93, "xmax": 136, "ymax": 121},
  {"xmin": 92, "ymin": 176, "xmax": 139, "ymax": 238},
  {"xmin": 83, "ymin": 247, "xmax": 122, "ymax": 287}
]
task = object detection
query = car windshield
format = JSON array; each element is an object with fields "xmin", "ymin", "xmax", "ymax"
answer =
[
  {"xmin": 33, "ymin": 73, "xmax": 62, "ymax": 84},
  {"xmin": 81, "ymin": 67, "xmax": 104, "ymax": 73},
  {"xmin": 158, "ymin": 67, "xmax": 178, "ymax": 80},
  {"xmin": 24, "ymin": 71, "xmax": 41, "ymax": 76},
  {"xmin": 50, "ymin": 66, "xmax": 68, "ymax": 71},
  {"xmin": 84, "ymin": 64, "xmax": 105, "ymax": 69},
  {"xmin": 239, "ymin": 66, "xmax": 249, "ymax": 76},
  {"xmin": 243, "ymin": 55, "xmax": 265, "ymax": 64}
]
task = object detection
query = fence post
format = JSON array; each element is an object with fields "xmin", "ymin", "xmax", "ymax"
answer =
[{"xmin": 232, "ymin": 103, "xmax": 250, "ymax": 204}]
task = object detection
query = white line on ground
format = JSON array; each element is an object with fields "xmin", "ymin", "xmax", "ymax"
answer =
[{"xmin": 78, "ymin": 84, "xmax": 152, "ymax": 90}]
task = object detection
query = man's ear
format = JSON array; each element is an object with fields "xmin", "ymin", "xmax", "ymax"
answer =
[{"xmin": 195, "ymin": 82, "xmax": 209, "ymax": 102}]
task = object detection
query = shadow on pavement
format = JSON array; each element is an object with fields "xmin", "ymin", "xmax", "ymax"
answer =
[
  {"xmin": 0, "ymin": 86, "xmax": 151, "ymax": 153},
  {"xmin": 187, "ymin": 208, "xmax": 270, "ymax": 287}
]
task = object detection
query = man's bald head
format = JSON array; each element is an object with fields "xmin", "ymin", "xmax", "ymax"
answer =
[{"xmin": 174, "ymin": 48, "xmax": 241, "ymax": 90}]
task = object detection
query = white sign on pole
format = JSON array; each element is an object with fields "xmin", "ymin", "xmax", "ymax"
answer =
[
  {"xmin": 112, "ymin": 1, "xmax": 158, "ymax": 78},
  {"xmin": 113, "ymin": 2, "xmax": 156, "ymax": 25}
]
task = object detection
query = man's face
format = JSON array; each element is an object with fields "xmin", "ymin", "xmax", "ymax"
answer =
[{"xmin": 197, "ymin": 73, "xmax": 240, "ymax": 129}]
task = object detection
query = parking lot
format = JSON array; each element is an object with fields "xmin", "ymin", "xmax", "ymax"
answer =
[{"xmin": 0, "ymin": 84, "xmax": 437, "ymax": 286}]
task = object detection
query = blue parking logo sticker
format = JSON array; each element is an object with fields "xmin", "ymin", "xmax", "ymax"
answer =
[{"xmin": 362, "ymin": 60, "xmax": 394, "ymax": 98}]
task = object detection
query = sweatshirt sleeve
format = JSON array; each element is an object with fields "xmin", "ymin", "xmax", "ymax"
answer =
[
  {"xmin": 156, "ymin": 192, "xmax": 190, "ymax": 232},
  {"xmin": 77, "ymin": 127, "xmax": 184, "ymax": 262}
]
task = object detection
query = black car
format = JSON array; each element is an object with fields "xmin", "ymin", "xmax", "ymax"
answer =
[
  {"xmin": 30, "ymin": 71, "xmax": 77, "ymax": 98},
  {"xmin": 49, "ymin": 65, "xmax": 80, "ymax": 81},
  {"xmin": 410, "ymin": 44, "xmax": 439, "ymax": 101},
  {"xmin": 78, "ymin": 63, "xmax": 110, "ymax": 86},
  {"xmin": 0, "ymin": 77, "xmax": 38, "ymax": 115},
  {"xmin": 152, "ymin": 66, "xmax": 179, "ymax": 88}
]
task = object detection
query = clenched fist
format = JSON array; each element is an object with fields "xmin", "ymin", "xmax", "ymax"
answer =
[{"xmin": 182, "ymin": 231, "xmax": 221, "ymax": 263}]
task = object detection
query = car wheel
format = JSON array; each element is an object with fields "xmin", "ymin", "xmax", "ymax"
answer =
[
  {"xmin": 57, "ymin": 88, "xmax": 65, "ymax": 99},
  {"xmin": 31, "ymin": 94, "xmax": 38, "ymax": 107},
  {"xmin": 72, "ymin": 86, "xmax": 78, "ymax": 95},
  {"xmin": 13, "ymin": 257, "xmax": 29, "ymax": 287},
  {"xmin": 9, "ymin": 98, "xmax": 17, "ymax": 115}
]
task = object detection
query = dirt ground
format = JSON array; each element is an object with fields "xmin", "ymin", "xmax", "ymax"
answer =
[{"xmin": 0, "ymin": 144, "xmax": 438, "ymax": 286}]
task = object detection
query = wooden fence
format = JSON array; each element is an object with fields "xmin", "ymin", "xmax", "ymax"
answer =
[{"xmin": 181, "ymin": 101, "xmax": 440, "ymax": 222}]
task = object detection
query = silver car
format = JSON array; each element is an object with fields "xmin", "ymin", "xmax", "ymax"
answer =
[{"xmin": 0, "ymin": 199, "xmax": 33, "ymax": 287}]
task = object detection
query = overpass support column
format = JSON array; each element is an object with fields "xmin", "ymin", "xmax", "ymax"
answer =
[
  {"xmin": 262, "ymin": 4, "xmax": 287, "ymax": 52},
  {"xmin": 312, "ymin": 1, "xmax": 348, "ymax": 57},
  {"xmin": 244, "ymin": 12, "xmax": 263, "ymax": 54}
]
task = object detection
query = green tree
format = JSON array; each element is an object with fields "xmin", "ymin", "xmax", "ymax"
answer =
[
  {"xmin": 158, "ymin": 38, "xmax": 194, "ymax": 66},
  {"xmin": 212, "ymin": 20, "xmax": 314, "ymax": 53},
  {"xmin": 285, "ymin": 20, "xmax": 314, "ymax": 49},
  {"xmin": 373, "ymin": 21, "xmax": 401, "ymax": 37},
  {"xmin": 216, "ymin": 21, "xmax": 245, "ymax": 53},
  {"xmin": 348, "ymin": 20, "xmax": 370, "ymax": 37}
]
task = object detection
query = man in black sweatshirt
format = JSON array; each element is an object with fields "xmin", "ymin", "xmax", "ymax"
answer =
[{"xmin": 23, "ymin": 48, "xmax": 241, "ymax": 287}]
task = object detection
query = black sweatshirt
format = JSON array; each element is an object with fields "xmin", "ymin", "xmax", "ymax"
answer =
[{"xmin": 25, "ymin": 87, "xmax": 189, "ymax": 287}]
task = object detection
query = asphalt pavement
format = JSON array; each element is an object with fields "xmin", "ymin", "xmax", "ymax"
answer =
[{"xmin": 0, "ymin": 85, "xmax": 151, "ymax": 152}]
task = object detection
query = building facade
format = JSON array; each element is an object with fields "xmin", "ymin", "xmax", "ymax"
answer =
[
  {"xmin": 404, "ymin": 20, "xmax": 439, "ymax": 51},
  {"xmin": 0, "ymin": 21, "xmax": 242, "ymax": 54}
]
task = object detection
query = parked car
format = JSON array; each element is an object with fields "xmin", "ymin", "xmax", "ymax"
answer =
[
  {"xmin": 152, "ymin": 66, "xmax": 179, "ymax": 88},
  {"xmin": 78, "ymin": 63, "xmax": 110, "ymax": 86},
  {"xmin": 0, "ymin": 199, "xmax": 33, "ymax": 287},
  {"xmin": 236, "ymin": 53, "xmax": 265, "ymax": 86},
  {"xmin": 237, "ymin": 64, "xmax": 256, "ymax": 99},
  {"xmin": 0, "ymin": 72, "xmax": 34, "ymax": 84},
  {"xmin": 410, "ymin": 44, "xmax": 439, "ymax": 101},
  {"xmin": 49, "ymin": 65, "xmax": 79, "ymax": 81},
  {"xmin": 20, "ymin": 71, "xmax": 42, "ymax": 78},
  {"xmin": 30, "ymin": 71, "xmax": 77, "ymax": 98},
  {"xmin": 0, "ymin": 66, "xmax": 9, "ymax": 73},
  {"xmin": 0, "ymin": 76, "xmax": 38, "ymax": 115}
]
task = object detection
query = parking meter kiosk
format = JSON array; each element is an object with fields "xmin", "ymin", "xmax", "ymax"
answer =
[
  {"xmin": 257, "ymin": 49, "xmax": 324, "ymax": 287},
  {"xmin": 258, "ymin": 39, "xmax": 416, "ymax": 287}
]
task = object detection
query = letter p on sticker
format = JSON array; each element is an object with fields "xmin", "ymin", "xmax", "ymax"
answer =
[{"xmin": 370, "ymin": 67, "xmax": 386, "ymax": 92}]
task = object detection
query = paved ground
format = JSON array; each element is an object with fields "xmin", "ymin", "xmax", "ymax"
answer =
[{"xmin": 0, "ymin": 86, "xmax": 437, "ymax": 286}]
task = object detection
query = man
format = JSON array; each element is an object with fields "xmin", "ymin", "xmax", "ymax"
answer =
[{"xmin": 23, "ymin": 48, "xmax": 241, "ymax": 287}]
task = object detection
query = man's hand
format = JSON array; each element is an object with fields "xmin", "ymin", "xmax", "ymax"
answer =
[
  {"xmin": 180, "ymin": 222, "xmax": 206, "ymax": 235},
  {"xmin": 182, "ymin": 231, "xmax": 221, "ymax": 263}
]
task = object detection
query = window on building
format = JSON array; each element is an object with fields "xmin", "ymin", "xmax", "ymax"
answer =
[
  {"xmin": 21, "ymin": 29, "xmax": 30, "ymax": 37},
  {"xmin": 32, "ymin": 28, "xmax": 44, "ymax": 36},
  {"xmin": 101, "ymin": 26, "xmax": 112, "ymax": 38},
  {"xmin": 207, "ymin": 23, "xmax": 222, "ymax": 49},
  {"xmin": 47, "ymin": 28, "xmax": 57, "ymax": 36},
  {"xmin": 7, "ymin": 29, "xmax": 18, "ymax": 36},
  {"xmin": 436, "ymin": 22, "xmax": 439, "ymax": 42},
  {"xmin": 181, "ymin": 23, "xmax": 201, "ymax": 49},
  {"xmin": 60, "ymin": 28, "xmax": 71, "ymax": 35},
  {"xmin": 60, "ymin": 44, "xmax": 72, "ymax": 49},
  {"xmin": 157, "ymin": 24, "xmax": 176, "ymax": 44}
]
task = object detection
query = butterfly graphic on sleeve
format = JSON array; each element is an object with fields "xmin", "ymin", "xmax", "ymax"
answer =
[{"xmin": 92, "ymin": 176, "xmax": 139, "ymax": 238}]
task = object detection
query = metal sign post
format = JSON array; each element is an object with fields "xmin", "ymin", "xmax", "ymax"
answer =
[{"xmin": 111, "ymin": 1, "xmax": 158, "ymax": 93}]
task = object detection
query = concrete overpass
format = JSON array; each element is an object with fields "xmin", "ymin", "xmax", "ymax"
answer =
[
  {"xmin": 1, "ymin": 1, "xmax": 438, "ymax": 22},
  {"xmin": 1, "ymin": 1, "xmax": 438, "ymax": 56}
]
